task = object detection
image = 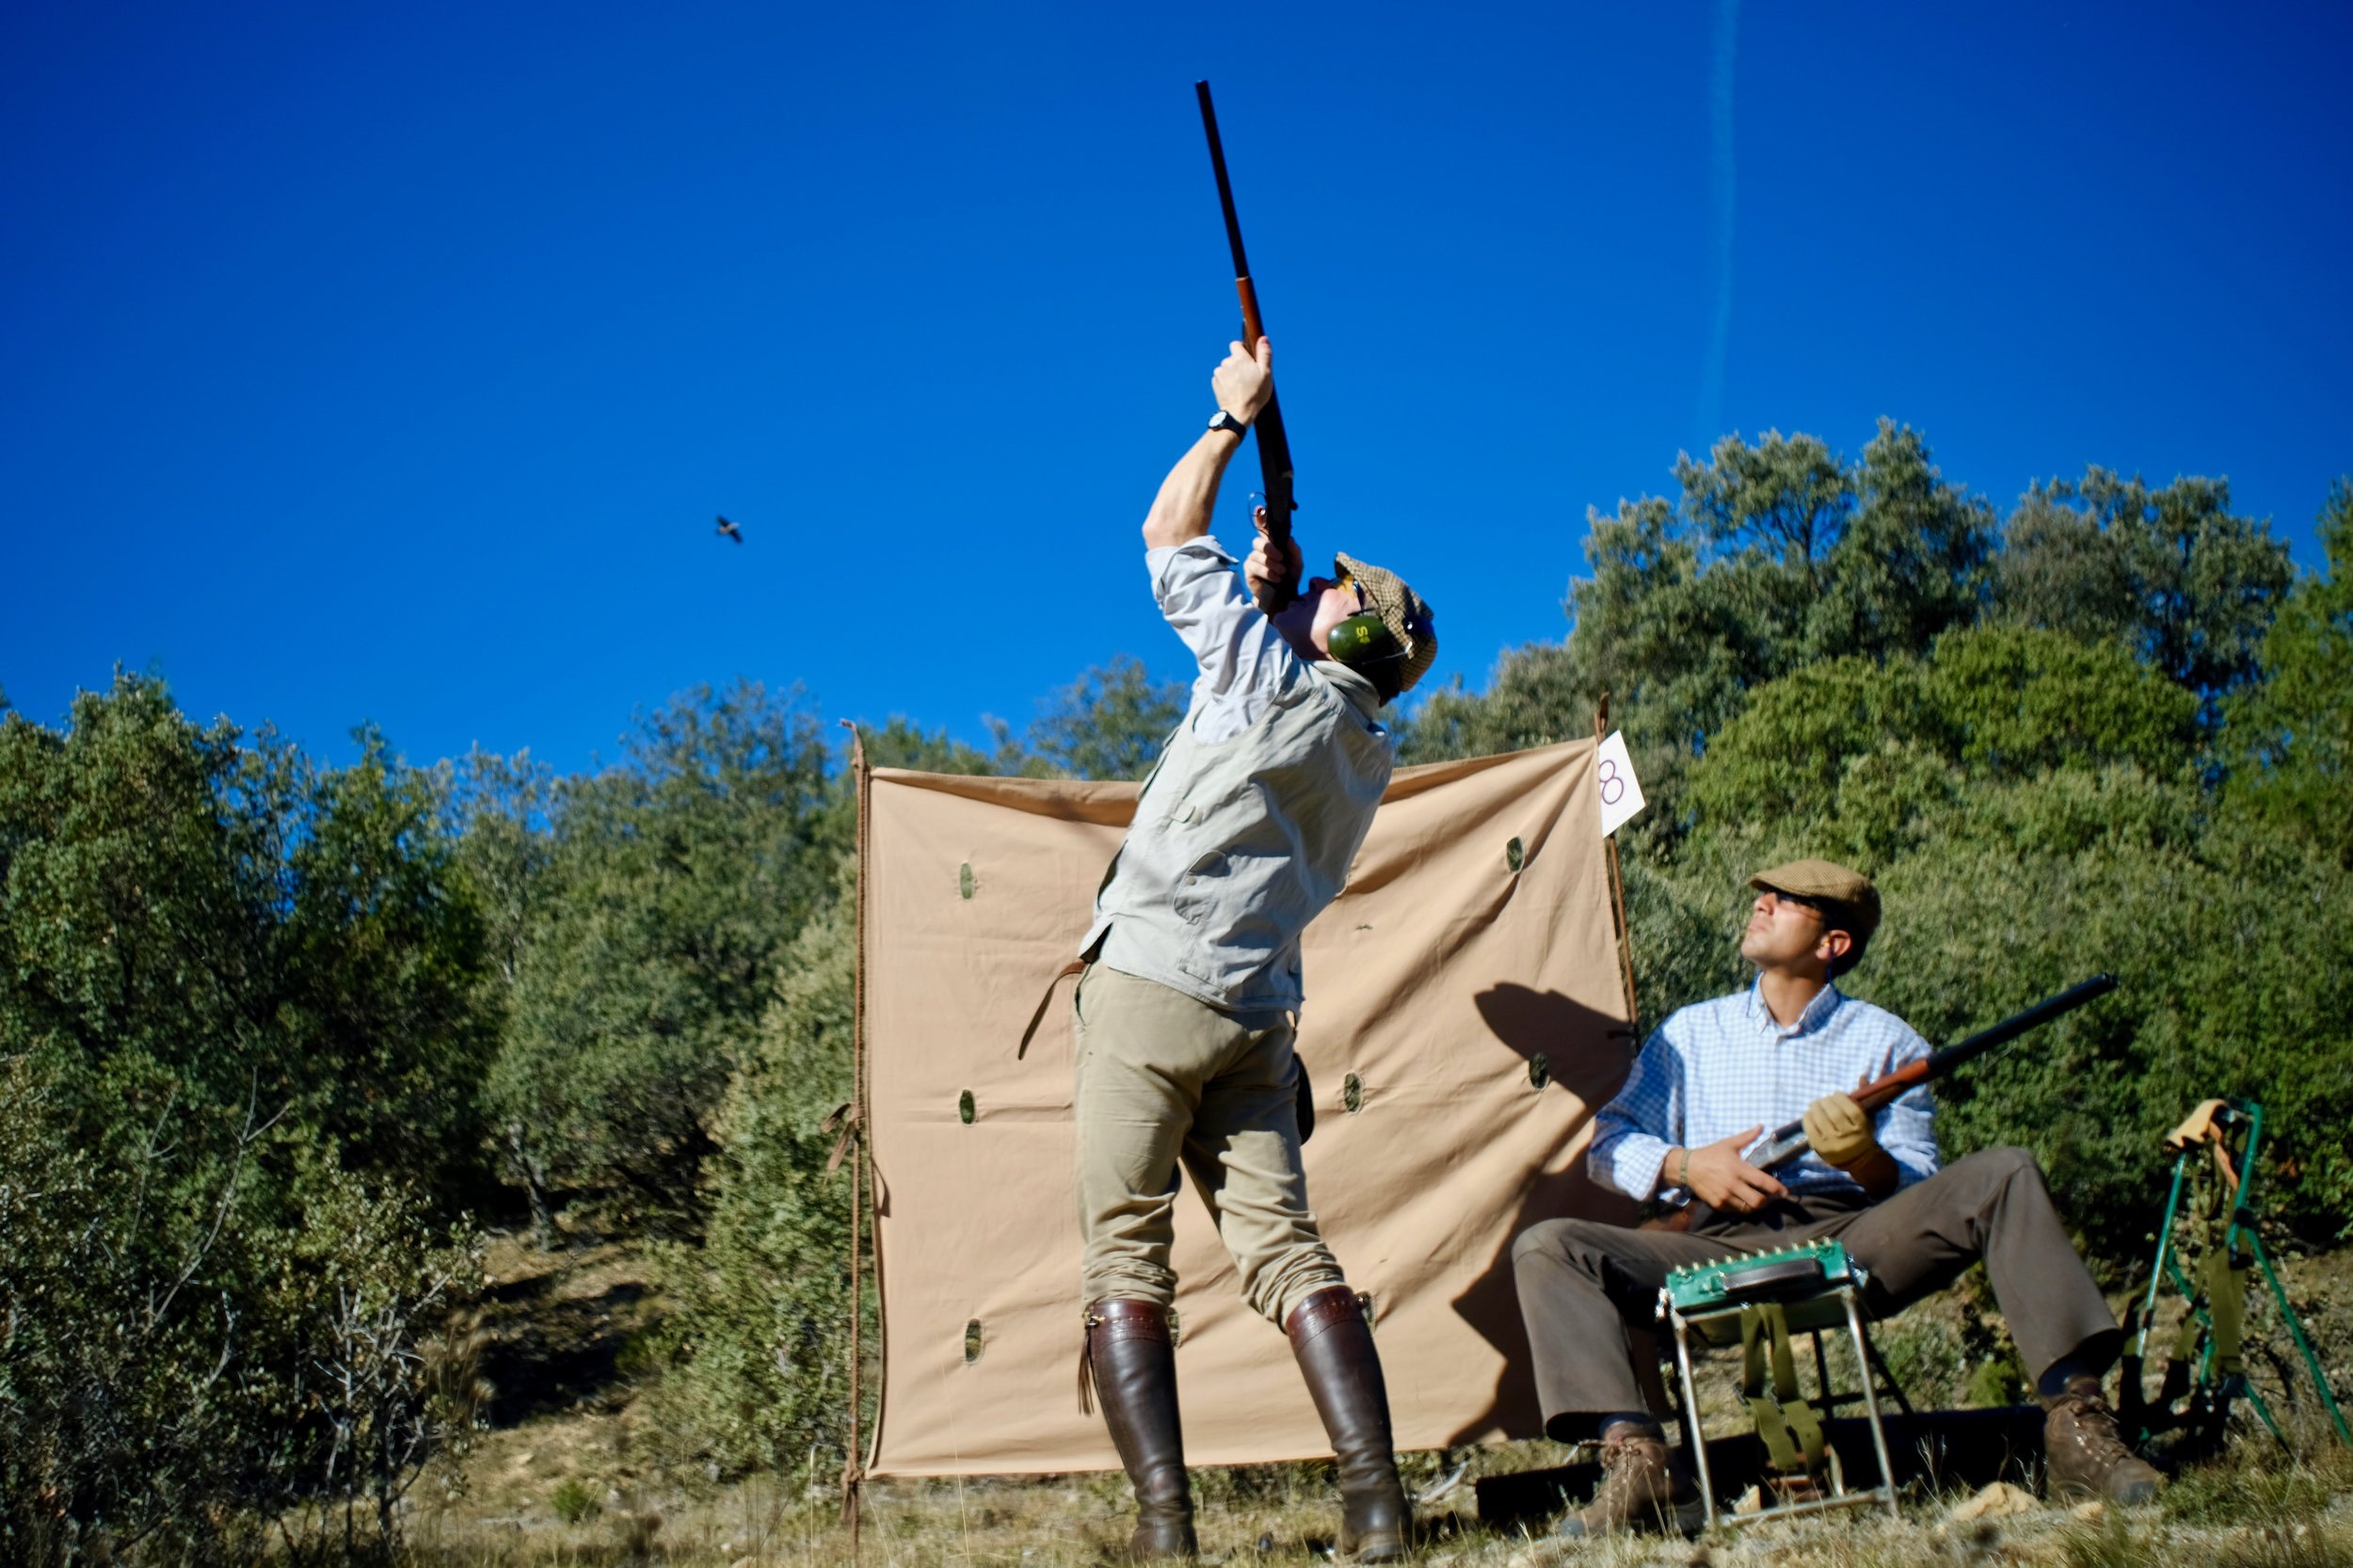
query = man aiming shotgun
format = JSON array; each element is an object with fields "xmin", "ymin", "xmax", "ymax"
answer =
[
  {"xmin": 1067, "ymin": 327, "xmax": 1436, "ymax": 1564},
  {"xmin": 1512, "ymin": 859, "xmax": 2160, "ymax": 1539}
]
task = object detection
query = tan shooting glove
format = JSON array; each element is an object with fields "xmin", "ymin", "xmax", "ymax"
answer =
[
  {"xmin": 1802, "ymin": 1092, "xmax": 1877, "ymax": 1165},
  {"xmin": 1802, "ymin": 1092, "xmax": 1898, "ymax": 1195}
]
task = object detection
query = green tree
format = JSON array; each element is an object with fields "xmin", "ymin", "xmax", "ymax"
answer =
[
  {"xmin": 481, "ymin": 680, "xmax": 836, "ymax": 1232},
  {"xmin": 0, "ymin": 678, "xmax": 488, "ymax": 1564},
  {"xmin": 1401, "ymin": 643, "xmax": 1595, "ymax": 764},
  {"xmin": 279, "ymin": 728, "xmax": 500, "ymax": 1196},
  {"xmin": 2, "ymin": 1055, "xmax": 482, "ymax": 1567},
  {"xmin": 1022, "ymin": 655, "xmax": 1186, "ymax": 781},
  {"xmin": 645, "ymin": 878, "xmax": 865, "ymax": 1477},
  {"xmin": 1996, "ymin": 468, "xmax": 2293, "ymax": 715},
  {"xmin": 2226, "ymin": 478, "xmax": 2353, "ymax": 865},
  {"xmin": 1813, "ymin": 422, "xmax": 1996, "ymax": 656},
  {"xmin": 854, "ymin": 715, "xmax": 1008, "ymax": 776},
  {"xmin": 1686, "ymin": 628, "xmax": 2199, "ymax": 865},
  {"xmin": 1407, "ymin": 423, "xmax": 1993, "ymax": 832},
  {"xmin": 0, "ymin": 674, "xmax": 492, "ymax": 1209}
]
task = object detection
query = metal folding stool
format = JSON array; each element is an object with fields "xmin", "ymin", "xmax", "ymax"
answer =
[{"xmin": 1660, "ymin": 1239, "xmax": 1902, "ymax": 1528}]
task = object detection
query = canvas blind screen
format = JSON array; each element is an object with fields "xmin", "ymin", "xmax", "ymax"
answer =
[{"xmin": 860, "ymin": 738, "xmax": 1638, "ymax": 1476}]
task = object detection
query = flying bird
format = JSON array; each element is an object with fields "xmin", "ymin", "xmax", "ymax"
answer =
[{"xmin": 715, "ymin": 515, "xmax": 743, "ymax": 544}]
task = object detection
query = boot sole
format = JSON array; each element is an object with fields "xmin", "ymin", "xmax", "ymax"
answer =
[{"xmin": 1339, "ymin": 1522, "xmax": 1408, "ymax": 1563}]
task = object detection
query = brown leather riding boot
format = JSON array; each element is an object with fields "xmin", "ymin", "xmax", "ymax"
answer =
[
  {"xmin": 1286, "ymin": 1286, "xmax": 1409, "ymax": 1563},
  {"xmin": 2044, "ymin": 1376, "xmax": 2161, "ymax": 1505},
  {"xmin": 1085, "ymin": 1300, "xmax": 1197, "ymax": 1560}
]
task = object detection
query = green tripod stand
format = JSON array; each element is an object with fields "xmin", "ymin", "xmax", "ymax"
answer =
[{"xmin": 2120, "ymin": 1096, "xmax": 2350, "ymax": 1462}]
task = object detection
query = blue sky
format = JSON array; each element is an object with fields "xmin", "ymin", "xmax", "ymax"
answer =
[{"xmin": 7, "ymin": 1, "xmax": 2348, "ymax": 775}]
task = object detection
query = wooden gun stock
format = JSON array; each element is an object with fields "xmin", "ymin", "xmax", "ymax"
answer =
[{"xmin": 1195, "ymin": 79, "xmax": 1297, "ymax": 614}]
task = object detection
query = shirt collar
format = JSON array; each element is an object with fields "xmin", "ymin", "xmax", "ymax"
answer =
[
  {"xmin": 1311, "ymin": 657, "xmax": 1388, "ymax": 727},
  {"xmin": 1744, "ymin": 974, "xmax": 1845, "ymax": 1039}
]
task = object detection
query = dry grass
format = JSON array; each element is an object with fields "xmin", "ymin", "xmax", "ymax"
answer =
[
  {"xmin": 399, "ymin": 1434, "xmax": 2353, "ymax": 1568},
  {"xmin": 390, "ymin": 1234, "xmax": 2353, "ymax": 1568},
  {"xmin": 396, "ymin": 1475, "xmax": 2353, "ymax": 1568}
]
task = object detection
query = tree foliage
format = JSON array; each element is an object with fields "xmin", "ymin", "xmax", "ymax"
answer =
[
  {"xmin": 1019, "ymin": 655, "xmax": 1187, "ymax": 782},
  {"xmin": 1408, "ymin": 423, "xmax": 1995, "ymax": 824},
  {"xmin": 0, "ymin": 676, "xmax": 487, "ymax": 1564},
  {"xmin": 1996, "ymin": 468, "xmax": 2293, "ymax": 715},
  {"xmin": 645, "ymin": 876, "xmax": 865, "ymax": 1476},
  {"xmin": 479, "ymin": 681, "xmax": 837, "ymax": 1233},
  {"xmin": 1406, "ymin": 432, "xmax": 2346, "ymax": 1247},
  {"xmin": 2226, "ymin": 479, "xmax": 2353, "ymax": 865},
  {"xmin": 0, "ymin": 674, "xmax": 494, "ymax": 1208}
]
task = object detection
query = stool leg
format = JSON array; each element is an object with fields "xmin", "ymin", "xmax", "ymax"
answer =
[
  {"xmin": 1842, "ymin": 1293, "xmax": 1900, "ymax": 1521},
  {"xmin": 1672, "ymin": 1314, "xmax": 1719, "ymax": 1530}
]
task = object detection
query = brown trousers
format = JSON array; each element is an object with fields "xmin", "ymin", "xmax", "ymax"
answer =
[{"xmin": 1511, "ymin": 1147, "xmax": 2121, "ymax": 1441}]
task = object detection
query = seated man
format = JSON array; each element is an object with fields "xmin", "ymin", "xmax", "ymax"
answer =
[{"xmin": 1512, "ymin": 858, "xmax": 2157, "ymax": 1538}]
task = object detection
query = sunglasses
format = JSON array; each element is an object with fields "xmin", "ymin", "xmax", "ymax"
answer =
[{"xmin": 1332, "ymin": 567, "xmax": 1372, "ymax": 616}]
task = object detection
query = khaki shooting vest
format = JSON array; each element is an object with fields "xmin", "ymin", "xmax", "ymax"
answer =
[{"xmin": 1082, "ymin": 658, "xmax": 1392, "ymax": 1015}]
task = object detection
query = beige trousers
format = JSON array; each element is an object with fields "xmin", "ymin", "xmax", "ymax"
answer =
[{"xmin": 1073, "ymin": 964, "xmax": 1346, "ymax": 1325}]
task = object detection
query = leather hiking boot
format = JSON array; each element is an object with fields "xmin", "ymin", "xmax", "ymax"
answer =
[
  {"xmin": 1084, "ymin": 1300, "xmax": 1197, "ymax": 1560},
  {"xmin": 2045, "ymin": 1376, "xmax": 2161, "ymax": 1505},
  {"xmin": 1558, "ymin": 1428, "xmax": 1705, "ymax": 1540},
  {"xmin": 1287, "ymin": 1286, "xmax": 1410, "ymax": 1563}
]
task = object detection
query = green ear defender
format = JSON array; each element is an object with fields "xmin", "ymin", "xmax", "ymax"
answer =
[{"xmin": 1328, "ymin": 612, "xmax": 1401, "ymax": 667}]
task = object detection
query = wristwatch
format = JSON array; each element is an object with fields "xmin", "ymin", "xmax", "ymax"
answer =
[{"xmin": 1207, "ymin": 409, "xmax": 1249, "ymax": 436}]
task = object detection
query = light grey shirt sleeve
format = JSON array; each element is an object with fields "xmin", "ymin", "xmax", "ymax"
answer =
[{"xmin": 1147, "ymin": 536, "xmax": 1299, "ymax": 744}]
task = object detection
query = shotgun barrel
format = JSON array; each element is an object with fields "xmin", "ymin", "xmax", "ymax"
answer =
[
  {"xmin": 1748, "ymin": 973, "xmax": 2120, "ymax": 1171},
  {"xmin": 1194, "ymin": 79, "xmax": 1298, "ymax": 613}
]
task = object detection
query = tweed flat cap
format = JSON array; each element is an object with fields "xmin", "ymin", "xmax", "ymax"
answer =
[
  {"xmin": 1749, "ymin": 857, "xmax": 1881, "ymax": 948},
  {"xmin": 1333, "ymin": 552, "xmax": 1438, "ymax": 695}
]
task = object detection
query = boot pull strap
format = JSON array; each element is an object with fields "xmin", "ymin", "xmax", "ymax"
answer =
[
  {"xmin": 1078, "ymin": 1300, "xmax": 1174, "ymax": 1413},
  {"xmin": 1077, "ymin": 1312, "xmax": 1096, "ymax": 1416}
]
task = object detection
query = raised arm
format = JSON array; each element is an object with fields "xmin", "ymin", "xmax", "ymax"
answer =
[{"xmin": 1142, "ymin": 338, "xmax": 1274, "ymax": 549}]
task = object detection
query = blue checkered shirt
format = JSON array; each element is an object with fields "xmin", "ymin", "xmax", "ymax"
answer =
[{"xmin": 1588, "ymin": 978, "xmax": 1940, "ymax": 1205}]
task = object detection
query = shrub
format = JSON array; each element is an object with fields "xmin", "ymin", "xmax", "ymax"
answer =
[{"xmin": 0, "ymin": 1057, "xmax": 481, "ymax": 1566}]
